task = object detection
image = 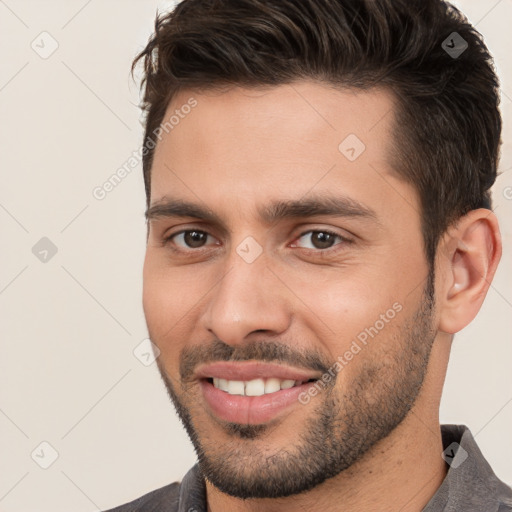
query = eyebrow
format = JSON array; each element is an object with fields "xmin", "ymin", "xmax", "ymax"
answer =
[{"xmin": 145, "ymin": 194, "xmax": 379, "ymax": 229}]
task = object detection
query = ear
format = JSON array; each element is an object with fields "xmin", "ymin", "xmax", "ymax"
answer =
[{"xmin": 437, "ymin": 208, "xmax": 502, "ymax": 334}]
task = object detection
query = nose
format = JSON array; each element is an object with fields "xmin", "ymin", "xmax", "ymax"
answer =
[{"xmin": 200, "ymin": 251, "xmax": 292, "ymax": 347}]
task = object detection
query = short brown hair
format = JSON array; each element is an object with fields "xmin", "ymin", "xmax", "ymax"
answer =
[{"xmin": 132, "ymin": 0, "xmax": 501, "ymax": 265}]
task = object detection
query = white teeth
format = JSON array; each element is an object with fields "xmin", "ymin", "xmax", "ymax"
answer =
[
  {"xmin": 245, "ymin": 378, "xmax": 265, "ymax": 396},
  {"xmin": 226, "ymin": 380, "xmax": 245, "ymax": 395},
  {"xmin": 280, "ymin": 379, "xmax": 295, "ymax": 390},
  {"xmin": 212, "ymin": 377, "xmax": 308, "ymax": 396},
  {"xmin": 264, "ymin": 378, "xmax": 281, "ymax": 394}
]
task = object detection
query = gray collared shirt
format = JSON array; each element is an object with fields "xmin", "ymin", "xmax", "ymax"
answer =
[{"xmin": 105, "ymin": 424, "xmax": 512, "ymax": 511}]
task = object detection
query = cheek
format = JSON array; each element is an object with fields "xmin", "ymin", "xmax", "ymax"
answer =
[
  {"xmin": 298, "ymin": 269, "xmax": 397, "ymax": 327},
  {"xmin": 143, "ymin": 251, "xmax": 201, "ymax": 327},
  {"xmin": 295, "ymin": 266, "xmax": 413, "ymax": 363},
  {"xmin": 142, "ymin": 269, "xmax": 178, "ymax": 334},
  {"xmin": 143, "ymin": 252, "xmax": 228, "ymax": 374},
  {"xmin": 143, "ymin": 288, "xmax": 188, "ymax": 379},
  {"xmin": 142, "ymin": 256, "xmax": 196, "ymax": 363}
]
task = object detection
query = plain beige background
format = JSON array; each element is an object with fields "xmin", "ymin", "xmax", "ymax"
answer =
[{"xmin": 0, "ymin": 0, "xmax": 511, "ymax": 510}]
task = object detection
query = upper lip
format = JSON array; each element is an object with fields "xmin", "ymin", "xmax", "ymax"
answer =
[{"xmin": 194, "ymin": 361, "xmax": 322, "ymax": 382}]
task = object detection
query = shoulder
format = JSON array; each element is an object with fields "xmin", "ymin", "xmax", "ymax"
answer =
[
  {"xmin": 102, "ymin": 464, "xmax": 205, "ymax": 512},
  {"xmin": 103, "ymin": 481, "xmax": 180, "ymax": 512}
]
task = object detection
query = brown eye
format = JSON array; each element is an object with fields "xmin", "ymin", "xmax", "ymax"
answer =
[
  {"xmin": 293, "ymin": 230, "xmax": 345, "ymax": 251},
  {"xmin": 183, "ymin": 231, "xmax": 208, "ymax": 248},
  {"xmin": 168, "ymin": 230, "xmax": 213, "ymax": 249}
]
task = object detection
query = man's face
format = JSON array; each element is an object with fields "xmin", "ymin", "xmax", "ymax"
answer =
[{"xmin": 143, "ymin": 81, "xmax": 438, "ymax": 498}]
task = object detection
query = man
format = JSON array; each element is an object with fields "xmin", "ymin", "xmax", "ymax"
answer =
[{"xmin": 106, "ymin": 0, "xmax": 511, "ymax": 510}]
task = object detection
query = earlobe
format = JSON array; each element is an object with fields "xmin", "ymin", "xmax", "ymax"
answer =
[{"xmin": 438, "ymin": 209, "xmax": 502, "ymax": 334}]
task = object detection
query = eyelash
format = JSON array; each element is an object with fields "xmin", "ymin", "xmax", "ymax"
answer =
[{"xmin": 162, "ymin": 228, "xmax": 352, "ymax": 255}]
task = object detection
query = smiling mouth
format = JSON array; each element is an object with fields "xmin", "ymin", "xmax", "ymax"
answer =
[{"xmin": 206, "ymin": 377, "xmax": 318, "ymax": 397}]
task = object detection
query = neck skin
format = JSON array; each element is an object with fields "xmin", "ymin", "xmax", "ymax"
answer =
[{"xmin": 205, "ymin": 335, "xmax": 452, "ymax": 512}]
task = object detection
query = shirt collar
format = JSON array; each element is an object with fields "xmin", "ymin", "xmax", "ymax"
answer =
[{"xmin": 423, "ymin": 424, "xmax": 512, "ymax": 511}]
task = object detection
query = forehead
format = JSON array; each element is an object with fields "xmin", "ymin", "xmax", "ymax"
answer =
[{"xmin": 150, "ymin": 81, "xmax": 415, "ymax": 223}]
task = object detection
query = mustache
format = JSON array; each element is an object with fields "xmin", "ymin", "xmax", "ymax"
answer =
[{"xmin": 179, "ymin": 338, "xmax": 332, "ymax": 382}]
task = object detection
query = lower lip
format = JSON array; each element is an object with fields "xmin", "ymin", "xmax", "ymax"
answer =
[{"xmin": 200, "ymin": 379, "xmax": 316, "ymax": 425}]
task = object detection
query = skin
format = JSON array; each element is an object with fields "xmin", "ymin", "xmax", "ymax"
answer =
[{"xmin": 142, "ymin": 80, "xmax": 502, "ymax": 512}]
